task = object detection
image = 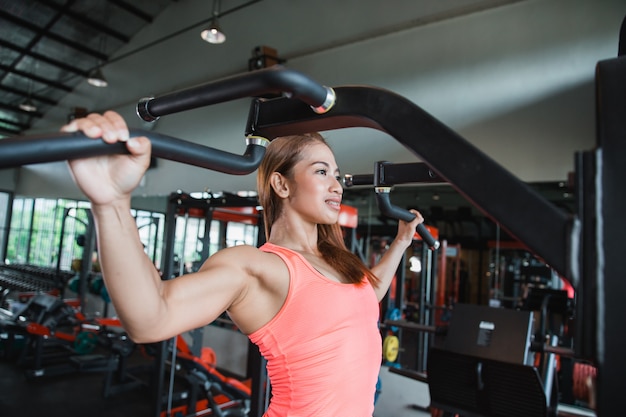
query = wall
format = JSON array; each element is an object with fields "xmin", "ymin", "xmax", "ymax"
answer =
[{"xmin": 0, "ymin": 169, "xmax": 16, "ymax": 193}]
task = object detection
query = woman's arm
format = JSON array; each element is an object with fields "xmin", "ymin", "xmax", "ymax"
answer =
[
  {"xmin": 92, "ymin": 201, "xmax": 253, "ymax": 343},
  {"xmin": 370, "ymin": 209, "xmax": 424, "ymax": 301},
  {"xmin": 62, "ymin": 111, "xmax": 253, "ymax": 342}
]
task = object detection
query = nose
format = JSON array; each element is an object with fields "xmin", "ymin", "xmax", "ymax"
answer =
[{"xmin": 331, "ymin": 176, "xmax": 343, "ymax": 195}]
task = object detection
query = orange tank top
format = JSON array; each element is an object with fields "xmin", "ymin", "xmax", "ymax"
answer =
[{"xmin": 248, "ymin": 242, "xmax": 382, "ymax": 417}]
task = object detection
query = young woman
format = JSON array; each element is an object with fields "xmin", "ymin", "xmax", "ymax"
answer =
[{"xmin": 62, "ymin": 110, "xmax": 424, "ymax": 416}]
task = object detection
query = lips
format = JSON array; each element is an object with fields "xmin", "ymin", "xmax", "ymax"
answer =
[{"xmin": 326, "ymin": 199, "xmax": 341, "ymax": 209}]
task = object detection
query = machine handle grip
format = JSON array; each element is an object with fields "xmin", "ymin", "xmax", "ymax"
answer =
[
  {"xmin": 343, "ymin": 174, "xmax": 373, "ymax": 187},
  {"xmin": 137, "ymin": 66, "xmax": 335, "ymax": 122},
  {"xmin": 375, "ymin": 188, "xmax": 440, "ymax": 250},
  {"xmin": 0, "ymin": 129, "xmax": 268, "ymax": 175}
]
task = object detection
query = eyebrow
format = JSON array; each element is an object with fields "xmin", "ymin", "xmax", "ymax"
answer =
[{"xmin": 312, "ymin": 161, "xmax": 341, "ymax": 175}]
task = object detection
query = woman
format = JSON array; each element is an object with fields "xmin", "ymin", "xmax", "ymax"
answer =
[{"xmin": 62, "ymin": 111, "xmax": 424, "ymax": 416}]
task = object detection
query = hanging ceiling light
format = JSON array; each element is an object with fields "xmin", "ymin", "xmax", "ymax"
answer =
[
  {"xmin": 201, "ymin": 0, "xmax": 226, "ymax": 44},
  {"xmin": 19, "ymin": 97, "xmax": 37, "ymax": 113},
  {"xmin": 87, "ymin": 68, "xmax": 108, "ymax": 87},
  {"xmin": 20, "ymin": 75, "xmax": 37, "ymax": 112}
]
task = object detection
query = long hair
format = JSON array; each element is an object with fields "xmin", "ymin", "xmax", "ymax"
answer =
[{"xmin": 257, "ymin": 133, "xmax": 379, "ymax": 287}]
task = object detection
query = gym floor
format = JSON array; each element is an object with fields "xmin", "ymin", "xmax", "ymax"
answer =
[
  {"xmin": 0, "ymin": 342, "xmax": 433, "ymax": 417},
  {"xmin": 0, "ymin": 299, "xmax": 430, "ymax": 417},
  {"xmin": 0, "ymin": 348, "xmax": 154, "ymax": 417},
  {"xmin": 0, "ymin": 360, "xmax": 429, "ymax": 417}
]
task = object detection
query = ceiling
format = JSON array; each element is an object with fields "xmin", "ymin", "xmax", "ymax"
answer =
[
  {"xmin": 0, "ymin": 0, "xmax": 623, "ymax": 240},
  {"xmin": 0, "ymin": 0, "xmax": 620, "ymax": 142},
  {"xmin": 0, "ymin": 0, "xmax": 174, "ymax": 136},
  {"xmin": 0, "ymin": 0, "xmax": 539, "ymax": 137}
]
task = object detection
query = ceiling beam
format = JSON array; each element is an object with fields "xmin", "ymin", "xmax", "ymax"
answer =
[
  {"xmin": 0, "ymin": 9, "xmax": 108, "ymax": 61},
  {"xmin": 0, "ymin": 85, "xmax": 58, "ymax": 106},
  {"xmin": 0, "ymin": 64, "xmax": 73, "ymax": 92},
  {"xmin": 108, "ymin": 0, "xmax": 155, "ymax": 23},
  {"xmin": 0, "ymin": 39, "xmax": 89, "ymax": 78},
  {"xmin": 36, "ymin": 0, "xmax": 130, "ymax": 42},
  {"xmin": 0, "ymin": 116, "xmax": 30, "ymax": 131},
  {"xmin": 0, "ymin": 126, "xmax": 22, "ymax": 136}
]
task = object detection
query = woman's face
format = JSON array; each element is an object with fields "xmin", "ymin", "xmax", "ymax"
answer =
[{"xmin": 285, "ymin": 142, "xmax": 343, "ymax": 225}]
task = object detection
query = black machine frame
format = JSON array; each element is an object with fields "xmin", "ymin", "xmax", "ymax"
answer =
[
  {"xmin": 0, "ymin": 49, "xmax": 622, "ymax": 415},
  {"xmin": 152, "ymin": 190, "xmax": 265, "ymax": 417}
]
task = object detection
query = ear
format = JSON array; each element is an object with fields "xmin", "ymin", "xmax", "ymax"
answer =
[{"xmin": 270, "ymin": 172, "xmax": 290, "ymax": 198}]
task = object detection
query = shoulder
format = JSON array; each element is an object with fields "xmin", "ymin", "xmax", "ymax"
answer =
[
  {"xmin": 212, "ymin": 245, "xmax": 291, "ymax": 334},
  {"xmin": 207, "ymin": 244, "xmax": 287, "ymax": 277},
  {"xmin": 209, "ymin": 245, "xmax": 273, "ymax": 265},
  {"xmin": 212, "ymin": 244, "xmax": 279, "ymax": 260}
]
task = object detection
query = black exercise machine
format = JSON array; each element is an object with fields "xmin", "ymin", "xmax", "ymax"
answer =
[
  {"xmin": 161, "ymin": 335, "xmax": 251, "ymax": 417},
  {"xmin": 0, "ymin": 42, "xmax": 623, "ymax": 415}
]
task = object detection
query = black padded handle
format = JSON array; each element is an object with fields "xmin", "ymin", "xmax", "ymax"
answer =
[
  {"xmin": 0, "ymin": 129, "xmax": 267, "ymax": 175},
  {"xmin": 137, "ymin": 66, "xmax": 335, "ymax": 122},
  {"xmin": 375, "ymin": 189, "xmax": 440, "ymax": 250},
  {"xmin": 343, "ymin": 174, "xmax": 373, "ymax": 187}
]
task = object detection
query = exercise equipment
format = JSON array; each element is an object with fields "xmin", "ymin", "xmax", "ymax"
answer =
[
  {"xmin": 381, "ymin": 318, "xmax": 446, "ymax": 384},
  {"xmin": 0, "ymin": 292, "xmax": 135, "ymax": 381},
  {"xmin": 161, "ymin": 190, "xmax": 261, "ymax": 278},
  {"xmin": 156, "ymin": 335, "xmax": 251, "ymax": 417},
  {"xmin": 56, "ymin": 207, "xmax": 98, "ymax": 314},
  {"xmin": 345, "ymin": 160, "xmax": 442, "ymax": 250},
  {"xmin": 0, "ymin": 264, "xmax": 73, "ymax": 296},
  {"xmin": 382, "ymin": 334, "xmax": 399, "ymax": 363},
  {"xmin": 378, "ymin": 236, "xmax": 443, "ymax": 375},
  {"xmin": 427, "ymin": 303, "xmax": 555, "ymax": 417},
  {"xmin": 572, "ymin": 362, "xmax": 597, "ymax": 408},
  {"xmin": 0, "ymin": 49, "xmax": 622, "ymax": 413},
  {"xmin": 154, "ymin": 191, "xmax": 263, "ymax": 417},
  {"xmin": 346, "ymin": 161, "xmax": 465, "ymax": 325},
  {"xmin": 386, "ymin": 301, "xmax": 589, "ymax": 417}
]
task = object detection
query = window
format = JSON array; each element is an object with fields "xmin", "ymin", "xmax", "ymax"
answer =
[
  {"xmin": 0, "ymin": 191, "xmax": 12, "ymax": 262},
  {"xmin": 4, "ymin": 197, "xmax": 164, "ymax": 272}
]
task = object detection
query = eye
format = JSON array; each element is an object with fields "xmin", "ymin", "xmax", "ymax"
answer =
[
  {"xmin": 335, "ymin": 175, "xmax": 342, "ymax": 182},
  {"xmin": 316, "ymin": 168, "xmax": 328, "ymax": 175}
]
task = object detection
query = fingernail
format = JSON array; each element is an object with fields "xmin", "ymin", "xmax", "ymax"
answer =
[
  {"xmin": 127, "ymin": 138, "xmax": 138, "ymax": 148},
  {"xmin": 103, "ymin": 130, "xmax": 115, "ymax": 141},
  {"xmin": 119, "ymin": 130, "xmax": 129, "ymax": 141}
]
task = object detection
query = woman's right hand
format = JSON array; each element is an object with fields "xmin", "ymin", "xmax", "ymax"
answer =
[{"xmin": 62, "ymin": 111, "xmax": 152, "ymax": 206}]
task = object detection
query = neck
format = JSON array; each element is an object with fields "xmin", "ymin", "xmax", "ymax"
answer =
[{"xmin": 268, "ymin": 217, "xmax": 319, "ymax": 254}]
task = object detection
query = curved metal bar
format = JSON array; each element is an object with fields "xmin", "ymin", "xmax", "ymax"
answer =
[
  {"xmin": 145, "ymin": 131, "xmax": 268, "ymax": 175},
  {"xmin": 245, "ymin": 85, "xmax": 574, "ymax": 281},
  {"xmin": 137, "ymin": 65, "xmax": 335, "ymax": 122},
  {"xmin": 375, "ymin": 187, "xmax": 440, "ymax": 250},
  {"xmin": 0, "ymin": 129, "xmax": 268, "ymax": 175}
]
